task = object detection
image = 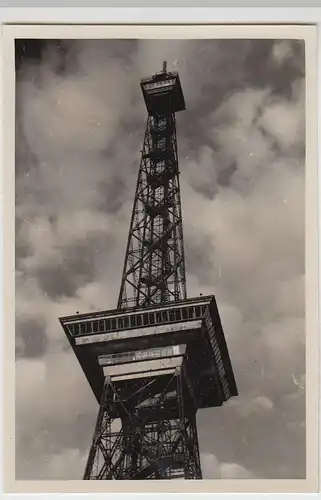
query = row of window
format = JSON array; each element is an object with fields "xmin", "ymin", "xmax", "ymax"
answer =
[
  {"xmin": 143, "ymin": 78, "xmax": 175, "ymax": 91},
  {"xmin": 68, "ymin": 305, "xmax": 206, "ymax": 337},
  {"xmin": 102, "ymin": 346, "xmax": 178, "ymax": 365},
  {"xmin": 204, "ymin": 310, "xmax": 230, "ymax": 399}
]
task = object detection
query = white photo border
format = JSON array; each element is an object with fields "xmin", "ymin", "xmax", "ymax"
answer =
[{"xmin": 1, "ymin": 14, "xmax": 319, "ymax": 499}]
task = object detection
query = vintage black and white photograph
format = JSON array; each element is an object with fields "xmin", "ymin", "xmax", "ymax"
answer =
[{"xmin": 8, "ymin": 25, "xmax": 317, "ymax": 490}]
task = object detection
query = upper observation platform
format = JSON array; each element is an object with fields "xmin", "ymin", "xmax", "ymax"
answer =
[{"xmin": 140, "ymin": 61, "xmax": 186, "ymax": 116}]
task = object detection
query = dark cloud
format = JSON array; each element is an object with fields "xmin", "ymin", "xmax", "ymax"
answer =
[
  {"xmin": 16, "ymin": 316, "xmax": 48, "ymax": 359},
  {"xmin": 96, "ymin": 176, "xmax": 127, "ymax": 214},
  {"xmin": 35, "ymin": 244, "xmax": 94, "ymax": 300}
]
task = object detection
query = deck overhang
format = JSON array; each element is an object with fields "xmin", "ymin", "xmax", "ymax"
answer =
[{"xmin": 59, "ymin": 295, "xmax": 237, "ymax": 409}]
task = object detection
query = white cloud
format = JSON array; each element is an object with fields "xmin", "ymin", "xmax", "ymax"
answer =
[
  {"xmin": 259, "ymin": 79, "xmax": 305, "ymax": 153},
  {"xmin": 200, "ymin": 453, "xmax": 254, "ymax": 479},
  {"xmin": 271, "ymin": 40, "xmax": 294, "ymax": 65},
  {"xmin": 227, "ymin": 393, "xmax": 274, "ymax": 419}
]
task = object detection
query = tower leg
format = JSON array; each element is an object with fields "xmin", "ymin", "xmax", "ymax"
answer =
[{"xmin": 84, "ymin": 370, "xmax": 202, "ymax": 480}]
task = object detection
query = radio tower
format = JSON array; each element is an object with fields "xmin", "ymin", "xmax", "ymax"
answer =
[{"xmin": 60, "ymin": 62, "xmax": 238, "ymax": 480}]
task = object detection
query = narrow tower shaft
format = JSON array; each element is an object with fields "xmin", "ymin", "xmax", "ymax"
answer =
[{"xmin": 118, "ymin": 63, "xmax": 186, "ymax": 309}]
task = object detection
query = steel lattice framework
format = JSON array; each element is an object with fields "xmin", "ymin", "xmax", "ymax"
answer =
[
  {"xmin": 60, "ymin": 62, "xmax": 237, "ymax": 482},
  {"xmin": 84, "ymin": 368, "xmax": 201, "ymax": 480},
  {"xmin": 83, "ymin": 64, "xmax": 202, "ymax": 480},
  {"xmin": 117, "ymin": 112, "xmax": 186, "ymax": 309}
]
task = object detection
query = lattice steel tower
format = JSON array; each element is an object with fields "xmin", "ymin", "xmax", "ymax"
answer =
[
  {"xmin": 118, "ymin": 61, "xmax": 186, "ymax": 310},
  {"xmin": 60, "ymin": 62, "xmax": 238, "ymax": 480}
]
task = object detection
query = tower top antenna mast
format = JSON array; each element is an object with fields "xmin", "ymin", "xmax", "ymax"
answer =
[{"xmin": 162, "ymin": 60, "xmax": 167, "ymax": 73}]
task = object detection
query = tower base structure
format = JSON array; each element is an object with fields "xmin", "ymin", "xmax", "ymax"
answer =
[
  {"xmin": 83, "ymin": 366, "xmax": 201, "ymax": 480},
  {"xmin": 60, "ymin": 295, "xmax": 238, "ymax": 480}
]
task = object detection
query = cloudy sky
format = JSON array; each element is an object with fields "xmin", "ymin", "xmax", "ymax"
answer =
[{"xmin": 15, "ymin": 37, "xmax": 306, "ymax": 481}]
